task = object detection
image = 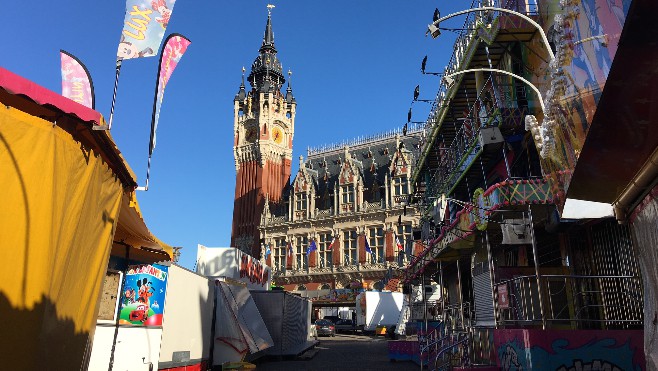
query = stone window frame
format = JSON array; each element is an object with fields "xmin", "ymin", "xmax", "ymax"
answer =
[
  {"xmin": 295, "ymin": 235, "xmax": 308, "ymax": 269},
  {"xmin": 367, "ymin": 226, "xmax": 385, "ymax": 264},
  {"xmin": 318, "ymin": 232, "xmax": 333, "ymax": 269},
  {"xmin": 343, "ymin": 229, "xmax": 358, "ymax": 265}
]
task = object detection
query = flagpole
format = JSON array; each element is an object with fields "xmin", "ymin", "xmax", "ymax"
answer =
[{"xmin": 95, "ymin": 59, "xmax": 122, "ymax": 131}]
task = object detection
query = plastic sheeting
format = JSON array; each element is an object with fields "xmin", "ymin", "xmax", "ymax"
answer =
[
  {"xmin": 214, "ymin": 281, "xmax": 273, "ymax": 365},
  {"xmin": 631, "ymin": 187, "xmax": 658, "ymax": 371},
  {"xmin": 0, "ymin": 105, "xmax": 123, "ymax": 369}
]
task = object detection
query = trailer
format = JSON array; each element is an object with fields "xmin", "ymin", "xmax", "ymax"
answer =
[
  {"xmin": 355, "ymin": 292, "xmax": 404, "ymax": 332},
  {"xmin": 89, "ymin": 263, "xmax": 215, "ymax": 370}
]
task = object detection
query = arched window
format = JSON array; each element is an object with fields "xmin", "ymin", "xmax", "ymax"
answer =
[
  {"xmin": 297, "ymin": 284, "xmax": 307, "ymax": 291},
  {"xmin": 320, "ymin": 283, "xmax": 331, "ymax": 290}
]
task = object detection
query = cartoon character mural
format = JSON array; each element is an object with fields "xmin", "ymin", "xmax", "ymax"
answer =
[
  {"xmin": 119, "ymin": 264, "xmax": 168, "ymax": 326},
  {"xmin": 495, "ymin": 329, "xmax": 645, "ymax": 371}
]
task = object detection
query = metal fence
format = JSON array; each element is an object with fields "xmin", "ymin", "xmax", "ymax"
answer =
[{"xmin": 496, "ymin": 274, "xmax": 644, "ymax": 328}]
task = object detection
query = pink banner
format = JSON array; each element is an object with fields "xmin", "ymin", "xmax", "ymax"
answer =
[
  {"xmin": 149, "ymin": 33, "xmax": 191, "ymax": 156},
  {"xmin": 60, "ymin": 50, "xmax": 94, "ymax": 109}
]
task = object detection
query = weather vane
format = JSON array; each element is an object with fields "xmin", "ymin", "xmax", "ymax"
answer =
[{"xmin": 267, "ymin": 4, "xmax": 275, "ymax": 15}]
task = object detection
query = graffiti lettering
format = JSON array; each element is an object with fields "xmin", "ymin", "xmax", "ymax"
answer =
[
  {"xmin": 557, "ymin": 359, "xmax": 622, "ymax": 371},
  {"xmin": 239, "ymin": 254, "xmax": 268, "ymax": 286},
  {"xmin": 122, "ymin": 6, "xmax": 152, "ymax": 40}
]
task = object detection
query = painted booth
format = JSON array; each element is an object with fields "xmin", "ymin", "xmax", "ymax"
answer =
[
  {"xmin": 89, "ymin": 263, "xmax": 215, "ymax": 370},
  {"xmin": 0, "ymin": 66, "xmax": 172, "ymax": 370}
]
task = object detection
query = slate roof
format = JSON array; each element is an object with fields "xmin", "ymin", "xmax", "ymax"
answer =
[{"xmin": 269, "ymin": 131, "xmax": 423, "ymax": 216}]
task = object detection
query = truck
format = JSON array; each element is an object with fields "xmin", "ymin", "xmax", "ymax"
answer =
[{"xmin": 355, "ymin": 292, "xmax": 404, "ymax": 332}]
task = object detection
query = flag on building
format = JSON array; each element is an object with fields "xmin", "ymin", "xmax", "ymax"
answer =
[
  {"xmin": 60, "ymin": 50, "xmax": 95, "ymax": 109},
  {"xmin": 306, "ymin": 240, "xmax": 317, "ymax": 256},
  {"xmin": 265, "ymin": 243, "xmax": 271, "ymax": 258},
  {"xmin": 116, "ymin": 0, "xmax": 178, "ymax": 60},
  {"xmin": 395, "ymin": 235, "xmax": 404, "ymax": 250},
  {"xmin": 327, "ymin": 236, "xmax": 336, "ymax": 250},
  {"xmin": 288, "ymin": 242, "xmax": 293, "ymax": 257},
  {"xmin": 365, "ymin": 238, "xmax": 372, "ymax": 254}
]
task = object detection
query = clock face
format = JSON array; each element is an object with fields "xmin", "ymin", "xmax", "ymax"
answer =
[{"xmin": 272, "ymin": 126, "xmax": 284, "ymax": 144}]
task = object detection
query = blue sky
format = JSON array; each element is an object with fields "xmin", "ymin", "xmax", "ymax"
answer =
[{"xmin": 4, "ymin": 1, "xmax": 471, "ymax": 270}]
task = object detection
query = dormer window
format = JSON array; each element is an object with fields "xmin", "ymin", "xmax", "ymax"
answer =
[
  {"xmin": 341, "ymin": 184, "xmax": 354, "ymax": 204},
  {"xmin": 393, "ymin": 175, "xmax": 408, "ymax": 196},
  {"xmin": 296, "ymin": 192, "xmax": 307, "ymax": 211}
]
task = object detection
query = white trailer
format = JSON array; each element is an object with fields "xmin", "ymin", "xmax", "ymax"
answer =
[
  {"xmin": 89, "ymin": 263, "xmax": 215, "ymax": 371},
  {"xmin": 355, "ymin": 292, "xmax": 404, "ymax": 332}
]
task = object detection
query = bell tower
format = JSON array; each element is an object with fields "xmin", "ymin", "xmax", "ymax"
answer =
[{"xmin": 231, "ymin": 7, "xmax": 296, "ymax": 257}]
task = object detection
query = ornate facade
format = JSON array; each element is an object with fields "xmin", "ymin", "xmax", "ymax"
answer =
[
  {"xmin": 259, "ymin": 129, "xmax": 426, "ymax": 292},
  {"xmin": 231, "ymin": 11, "xmax": 295, "ymax": 258}
]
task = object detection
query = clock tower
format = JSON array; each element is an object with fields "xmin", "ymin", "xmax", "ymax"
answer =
[{"xmin": 231, "ymin": 9, "xmax": 296, "ymax": 257}]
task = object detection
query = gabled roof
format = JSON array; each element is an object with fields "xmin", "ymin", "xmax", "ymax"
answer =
[{"xmin": 288, "ymin": 133, "xmax": 422, "ymax": 209}]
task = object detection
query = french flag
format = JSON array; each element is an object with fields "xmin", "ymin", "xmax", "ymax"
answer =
[
  {"xmin": 288, "ymin": 242, "xmax": 293, "ymax": 257},
  {"xmin": 327, "ymin": 236, "xmax": 336, "ymax": 250},
  {"xmin": 395, "ymin": 235, "xmax": 404, "ymax": 250}
]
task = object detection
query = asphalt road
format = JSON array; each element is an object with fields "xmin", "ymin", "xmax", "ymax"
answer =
[{"xmin": 253, "ymin": 333, "xmax": 420, "ymax": 371}]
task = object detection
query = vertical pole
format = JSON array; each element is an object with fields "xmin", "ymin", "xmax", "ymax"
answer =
[
  {"xmin": 108, "ymin": 60, "xmax": 122, "ymax": 130},
  {"xmin": 502, "ymin": 144, "xmax": 511, "ymax": 179},
  {"xmin": 440, "ymin": 261, "xmax": 444, "ymax": 317},
  {"xmin": 457, "ymin": 259, "xmax": 464, "ymax": 328},
  {"xmin": 527, "ymin": 205, "xmax": 546, "ymax": 329},
  {"xmin": 421, "ymin": 269, "xmax": 427, "ymax": 371},
  {"xmin": 423, "ymin": 270, "xmax": 428, "ymax": 331},
  {"xmin": 208, "ymin": 281, "xmax": 218, "ymax": 369},
  {"xmin": 108, "ymin": 245, "xmax": 129, "ymax": 371}
]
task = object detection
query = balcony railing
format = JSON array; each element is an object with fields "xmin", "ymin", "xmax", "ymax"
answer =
[
  {"xmin": 425, "ymin": 75, "xmax": 504, "ymax": 199},
  {"xmin": 496, "ymin": 274, "xmax": 644, "ymax": 328},
  {"xmin": 417, "ymin": 0, "xmax": 540, "ymax": 186}
]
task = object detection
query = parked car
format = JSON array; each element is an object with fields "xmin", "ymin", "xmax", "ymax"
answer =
[
  {"xmin": 314, "ymin": 319, "xmax": 335, "ymax": 337},
  {"xmin": 323, "ymin": 315, "xmax": 340, "ymax": 324},
  {"xmin": 334, "ymin": 319, "xmax": 356, "ymax": 333}
]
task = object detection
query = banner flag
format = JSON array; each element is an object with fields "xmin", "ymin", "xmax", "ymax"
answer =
[
  {"xmin": 365, "ymin": 238, "xmax": 372, "ymax": 254},
  {"xmin": 395, "ymin": 235, "xmax": 401, "ymax": 250},
  {"xmin": 265, "ymin": 244, "xmax": 271, "ymax": 258},
  {"xmin": 60, "ymin": 50, "xmax": 95, "ymax": 109},
  {"xmin": 327, "ymin": 237, "xmax": 336, "ymax": 251},
  {"xmin": 306, "ymin": 240, "xmax": 317, "ymax": 256},
  {"xmin": 149, "ymin": 33, "xmax": 191, "ymax": 156},
  {"xmin": 287, "ymin": 242, "xmax": 293, "ymax": 257},
  {"xmin": 140, "ymin": 33, "xmax": 190, "ymax": 190},
  {"xmin": 117, "ymin": 0, "xmax": 177, "ymax": 60}
]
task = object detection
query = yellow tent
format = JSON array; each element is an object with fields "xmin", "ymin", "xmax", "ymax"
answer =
[{"xmin": 0, "ymin": 67, "xmax": 171, "ymax": 369}]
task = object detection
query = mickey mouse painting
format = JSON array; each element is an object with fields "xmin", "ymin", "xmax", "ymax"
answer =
[{"xmin": 128, "ymin": 278, "xmax": 154, "ymax": 323}]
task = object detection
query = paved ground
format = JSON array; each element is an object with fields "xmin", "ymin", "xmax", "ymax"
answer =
[{"xmin": 252, "ymin": 333, "xmax": 420, "ymax": 371}]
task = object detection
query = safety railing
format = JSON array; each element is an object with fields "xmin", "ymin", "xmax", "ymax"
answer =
[
  {"xmin": 496, "ymin": 274, "xmax": 644, "ymax": 328},
  {"xmin": 424, "ymin": 74, "xmax": 504, "ymax": 202}
]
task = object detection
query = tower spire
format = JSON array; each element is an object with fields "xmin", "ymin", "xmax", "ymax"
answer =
[
  {"xmin": 261, "ymin": 4, "xmax": 276, "ymax": 53},
  {"xmin": 248, "ymin": 5, "xmax": 285, "ymax": 92}
]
